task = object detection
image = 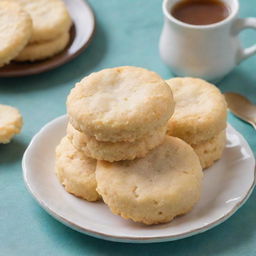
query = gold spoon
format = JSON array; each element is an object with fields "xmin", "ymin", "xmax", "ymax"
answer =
[{"xmin": 224, "ymin": 92, "xmax": 256, "ymax": 130}]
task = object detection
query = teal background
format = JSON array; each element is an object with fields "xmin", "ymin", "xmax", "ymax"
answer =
[{"xmin": 0, "ymin": 0, "xmax": 256, "ymax": 255}]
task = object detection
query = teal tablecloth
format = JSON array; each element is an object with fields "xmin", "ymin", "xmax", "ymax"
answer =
[{"xmin": 1, "ymin": 0, "xmax": 256, "ymax": 255}]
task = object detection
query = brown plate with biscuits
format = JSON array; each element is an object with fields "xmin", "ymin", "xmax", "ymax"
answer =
[{"xmin": 0, "ymin": 0, "xmax": 95, "ymax": 77}]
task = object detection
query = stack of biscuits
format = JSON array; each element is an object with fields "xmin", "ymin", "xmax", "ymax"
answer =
[
  {"xmin": 66, "ymin": 66, "xmax": 175, "ymax": 162},
  {"xmin": 56, "ymin": 66, "xmax": 205, "ymax": 225},
  {"xmin": 166, "ymin": 78, "xmax": 227, "ymax": 169},
  {"xmin": 0, "ymin": 0, "xmax": 71, "ymax": 67}
]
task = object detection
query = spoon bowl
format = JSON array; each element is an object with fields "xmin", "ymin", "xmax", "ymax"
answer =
[{"xmin": 224, "ymin": 92, "xmax": 256, "ymax": 130}]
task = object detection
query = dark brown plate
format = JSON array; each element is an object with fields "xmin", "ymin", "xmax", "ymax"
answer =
[{"xmin": 0, "ymin": 0, "xmax": 95, "ymax": 77}]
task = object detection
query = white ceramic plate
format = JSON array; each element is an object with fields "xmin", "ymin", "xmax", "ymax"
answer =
[{"xmin": 22, "ymin": 115, "xmax": 255, "ymax": 243}]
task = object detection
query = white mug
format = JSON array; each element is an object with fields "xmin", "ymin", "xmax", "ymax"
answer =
[{"xmin": 159, "ymin": 0, "xmax": 256, "ymax": 81}]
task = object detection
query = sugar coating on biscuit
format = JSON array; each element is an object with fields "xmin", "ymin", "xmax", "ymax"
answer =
[
  {"xmin": 96, "ymin": 136, "xmax": 203, "ymax": 225},
  {"xmin": 67, "ymin": 66, "xmax": 174, "ymax": 142},
  {"xmin": 166, "ymin": 77, "xmax": 227, "ymax": 144},
  {"xmin": 0, "ymin": 104, "xmax": 23, "ymax": 144},
  {"xmin": 192, "ymin": 130, "xmax": 226, "ymax": 169},
  {"xmin": 0, "ymin": 1, "xmax": 32, "ymax": 67},
  {"xmin": 15, "ymin": 32, "xmax": 70, "ymax": 62},
  {"xmin": 67, "ymin": 123, "xmax": 167, "ymax": 162},
  {"xmin": 14, "ymin": 0, "xmax": 72, "ymax": 43},
  {"xmin": 55, "ymin": 136, "xmax": 100, "ymax": 202}
]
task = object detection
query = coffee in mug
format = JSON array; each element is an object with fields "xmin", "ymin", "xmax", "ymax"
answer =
[{"xmin": 171, "ymin": 0, "xmax": 230, "ymax": 25}]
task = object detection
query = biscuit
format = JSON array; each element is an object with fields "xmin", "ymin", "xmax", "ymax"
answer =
[
  {"xmin": 0, "ymin": 1, "xmax": 32, "ymax": 67},
  {"xmin": 166, "ymin": 78, "xmax": 227, "ymax": 144},
  {"xmin": 0, "ymin": 104, "xmax": 23, "ymax": 144},
  {"xmin": 14, "ymin": 0, "xmax": 72, "ymax": 43},
  {"xmin": 192, "ymin": 130, "xmax": 226, "ymax": 169},
  {"xmin": 55, "ymin": 136, "xmax": 100, "ymax": 202},
  {"xmin": 96, "ymin": 136, "xmax": 203, "ymax": 225},
  {"xmin": 67, "ymin": 123, "xmax": 167, "ymax": 162},
  {"xmin": 15, "ymin": 32, "xmax": 70, "ymax": 62},
  {"xmin": 67, "ymin": 66, "xmax": 174, "ymax": 142}
]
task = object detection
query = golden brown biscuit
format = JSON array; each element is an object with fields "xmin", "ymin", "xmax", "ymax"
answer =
[
  {"xmin": 0, "ymin": 104, "xmax": 23, "ymax": 143},
  {"xmin": 192, "ymin": 130, "xmax": 226, "ymax": 169},
  {"xmin": 15, "ymin": 32, "xmax": 70, "ymax": 62},
  {"xmin": 55, "ymin": 136, "xmax": 100, "ymax": 202},
  {"xmin": 67, "ymin": 66, "xmax": 174, "ymax": 142},
  {"xmin": 166, "ymin": 77, "xmax": 227, "ymax": 144},
  {"xmin": 0, "ymin": 1, "xmax": 32, "ymax": 67},
  {"xmin": 14, "ymin": 0, "xmax": 72, "ymax": 43},
  {"xmin": 67, "ymin": 123, "xmax": 167, "ymax": 162},
  {"xmin": 96, "ymin": 136, "xmax": 203, "ymax": 225}
]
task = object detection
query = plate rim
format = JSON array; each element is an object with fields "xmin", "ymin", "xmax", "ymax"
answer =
[
  {"xmin": 22, "ymin": 115, "xmax": 256, "ymax": 243},
  {"xmin": 0, "ymin": 0, "xmax": 95, "ymax": 77}
]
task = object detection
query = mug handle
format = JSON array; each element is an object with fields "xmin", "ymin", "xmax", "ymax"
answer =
[{"xmin": 236, "ymin": 18, "xmax": 256, "ymax": 63}]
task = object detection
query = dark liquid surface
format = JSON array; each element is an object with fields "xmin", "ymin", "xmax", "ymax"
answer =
[{"xmin": 171, "ymin": 0, "xmax": 230, "ymax": 25}]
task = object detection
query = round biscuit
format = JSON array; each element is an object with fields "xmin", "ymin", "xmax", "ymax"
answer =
[
  {"xmin": 55, "ymin": 136, "xmax": 100, "ymax": 202},
  {"xmin": 0, "ymin": 104, "xmax": 23, "ymax": 144},
  {"xmin": 15, "ymin": 32, "xmax": 70, "ymax": 62},
  {"xmin": 67, "ymin": 123, "xmax": 167, "ymax": 162},
  {"xmin": 192, "ymin": 130, "xmax": 226, "ymax": 169},
  {"xmin": 14, "ymin": 0, "xmax": 72, "ymax": 43},
  {"xmin": 67, "ymin": 66, "xmax": 174, "ymax": 142},
  {"xmin": 96, "ymin": 136, "xmax": 203, "ymax": 225},
  {"xmin": 166, "ymin": 77, "xmax": 227, "ymax": 144},
  {"xmin": 0, "ymin": 1, "xmax": 32, "ymax": 67}
]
